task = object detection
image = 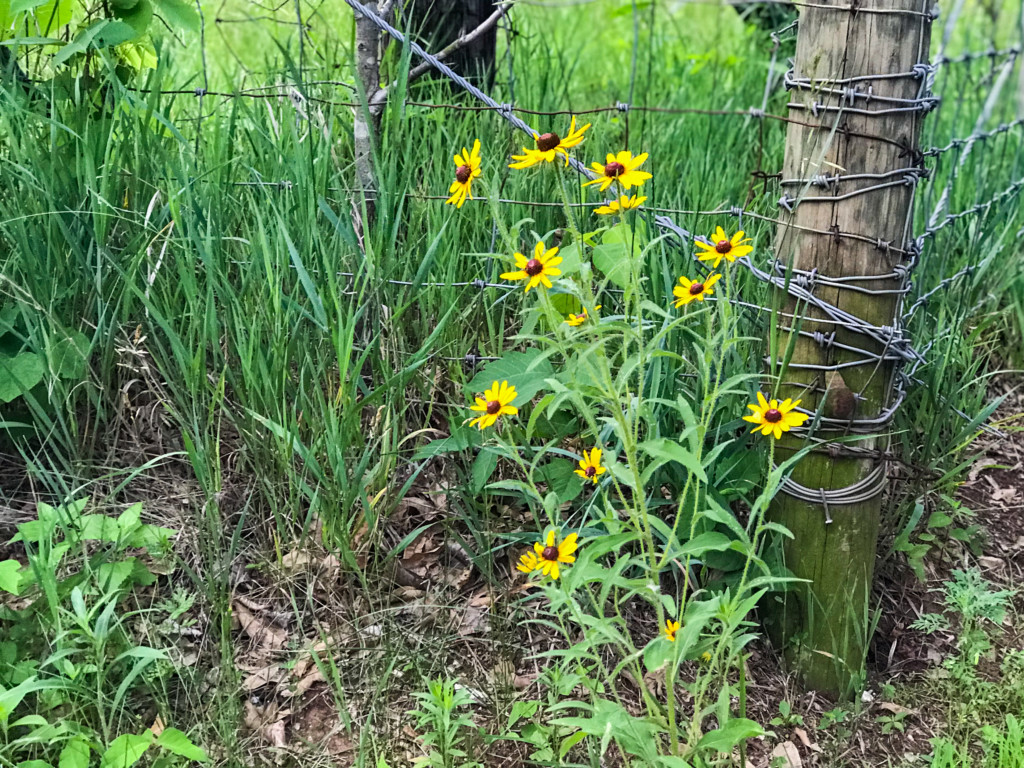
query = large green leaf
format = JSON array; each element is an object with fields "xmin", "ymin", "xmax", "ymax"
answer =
[
  {"xmin": 695, "ymin": 718, "xmax": 764, "ymax": 753},
  {"xmin": 155, "ymin": 728, "xmax": 208, "ymax": 761},
  {"xmin": 112, "ymin": 0, "xmax": 152, "ymax": 35},
  {"xmin": 153, "ymin": 0, "xmax": 199, "ymax": 32},
  {"xmin": 0, "ymin": 559, "xmax": 23, "ymax": 596},
  {"xmin": 99, "ymin": 734, "xmax": 154, "ymax": 768},
  {"xmin": 59, "ymin": 739, "xmax": 90, "ymax": 768},
  {"xmin": 466, "ymin": 349, "xmax": 555, "ymax": 405},
  {"xmin": 639, "ymin": 437, "xmax": 707, "ymax": 483},
  {"xmin": 591, "ymin": 242, "xmax": 631, "ymax": 288},
  {"xmin": 0, "ymin": 352, "xmax": 45, "ymax": 403}
]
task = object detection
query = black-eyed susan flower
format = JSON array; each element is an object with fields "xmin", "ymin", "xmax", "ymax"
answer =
[
  {"xmin": 695, "ymin": 227, "xmax": 754, "ymax": 268},
  {"xmin": 529, "ymin": 530, "xmax": 579, "ymax": 580},
  {"xmin": 565, "ymin": 305, "xmax": 601, "ymax": 326},
  {"xmin": 468, "ymin": 380, "xmax": 518, "ymax": 430},
  {"xmin": 500, "ymin": 241, "xmax": 562, "ymax": 293},
  {"xmin": 663, "ymin": 619, "xmax": 681, "ymax": 642},
  {"xmin": 595, "ymin": 194, "xmax": 646, "ymax": 215},
  {"xmin": 509, "ymin": 117, "xmax": 590, "ymax": 168},
  {"xmin": 742, "ymin": 392, "xmax": 809, "ymax": 439},
  {"xmin": 672, "ymin": 273, "xmax": 722, "ymax": 307},
  {"xmin": 573, "ymin": 447, "xmax": 606, "ymax": 484},
  {"xmin": 445, "ymin": 140, "xmax": 482, "ymax": 209},
  {"xmin": 583, "ymin": 150, "xmax": 652, "ymax": 192},
  {"xmin": 516, "ymin": 551, "xmax": 540, "ymax": 574}
]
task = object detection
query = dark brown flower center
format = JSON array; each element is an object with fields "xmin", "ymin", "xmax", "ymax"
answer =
[
  {"xmin": 525, "ymin": 258, "xmax": 544, "ymax": 276},
  {"xmin": 541, "ymin": 545, "xmax": 559, "ymax": 561},
  {"xmin": 536, "ymin": 132, "xmax": 561, "ymax": 152},
  {"xmin": 764, "ymin": 408, "xmax": 783, "ymax": 423},
  {"xmin": 455, "ymin": 164, "xmax": 472, "ymax": 183},
  {"xmin": 486, "ymin": 400, "xmax": 502, "ymax": 415},
  {"xmin": 604, "ymin": 161, "xmax": 626, "ymax": 178},
  {"xmin": 585, "ymin": 465, "xmax": 596, "ymax": 477},
  {"xmin": 689, "ymin": 282, "xmax": 705, "ymax": 295},
  {"xmin": 715, "ymin": 239, "xmax": 732, "ymax": 254}
]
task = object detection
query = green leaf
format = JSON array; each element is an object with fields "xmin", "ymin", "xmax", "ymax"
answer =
[
  {"xmin": 0, "ymin": 352, "xmax": 45, "ymax": 403},
  {"xmin": 153, "ymin": 0, "xmax": 199, "ymax": 31},
  {"xmin": 466, "ymin": 349, "xmax": 555, "ymax": 405},
  {"xmin": 412, "ymin": 425, "xmax": 482, "ymax": 459},
  {"xmin": 95, "ymin": 559, "xmax": 137, "ymax": 594},
  {"xmin": 591, "ymin": 242, "xmax": 631, "ymax": 288},
  {"xmin": 155, "ymin": 728, "xmax": 208, "ymax": 762},
  {"xmin": 535, "ymin": 460, "xmax": 584, "ymax": 504},
  {"xmin": 53, "ymin": 20, "xmax": 138, "ymax": 65},
  {"xmin": 695, "ymin": 718, "xmax": 764, "ymax": 753},
  {"xmin": 639, "ymin": 438, "xmax": 707, "ymax": 483},
  {"xmin": 17, "ymin": 760, "xmax": 53, "ymax": 768},
  {"xmin": 0, "ymin": 559, "xmax": 23, "ymax": 595},
  {"xmin": 111, "ymin": 0, "xmax": 152, "ymax": 35},
  {"xmin": 59, "ymin": 738, "xmax": 90, "ymax": 768},
  {"xmin": 553, "ymin": 241, "xmax": 583, "ymax": 276},
  {"xmin": 78, "ymin": 515, "xmax": 121, "ymax": 542},
  {"xmin": 675, "ymin": 532, "xmax": 733, "ymax": 558},
  {"xmin": 48, "ymin": 331, "xmax": 89, "ymax": 380},
  {"xmin": 99, "ymin": 733, "xmax": 154, "ymax": 768},
  {"xmin": 469, "ymin": 449, "xmax": 499, "ymax": 494}
]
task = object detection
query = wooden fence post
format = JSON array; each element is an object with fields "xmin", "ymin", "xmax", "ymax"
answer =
[
  {"xmin": 764, "ymin": 0, "xmax": 933, "ymax": 694},
  {"xmin": 353, "ymin": 1, "xmax": 381, "ymax": 227}
]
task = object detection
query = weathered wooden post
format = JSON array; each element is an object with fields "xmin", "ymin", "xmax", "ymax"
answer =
[{"xmin": 765, "ymin": 0, "xmax": 933, "ymax": 694}]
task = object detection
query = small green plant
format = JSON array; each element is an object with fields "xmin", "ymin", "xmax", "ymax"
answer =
[
  {"xmin": 911, "ymin": 568, "xmax": 1014, "ymax": 665},
  {"xmin": 0, "ymin": 498, "xmax": 206, "ymax": 768},
  {"xmin": 876, "ymin": 710, "xmax": 909, "ymax": 735},
  {"xmin": 770, "ymin": 700, "xmax": 805, "ymax": 728},
  {"xmin": 409, "ymin": 678, "xmax": 482, "ymax": 768}
]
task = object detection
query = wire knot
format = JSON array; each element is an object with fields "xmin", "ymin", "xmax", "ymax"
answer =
[
  {"xmin": 777, "ymin": 193, "xmax": 795, "ymax": 212},
  {"xmin": 615, "ymin": 101, "xmax": 630, "ymax": 113},
  {"xmin": 194, "ymin": 87, "xmax": 208, "ymax": 97},
  {"xmin": 812, "ymin": 330, "xmax": 836, "ymax": 349},
  {"xmin": 911, "ymin": 63, "xmax": 934, "ymax": 80},
  {"xmin": 471, "ymin": 278, "xmax": 487, "ymax": 290},
  {"xmin": 810, "ymin": 173, "xmax": 837, "ymax": 189},
  {"xmin": 748, "ymin": 107, "xmax": 766, "ymax": 118}
]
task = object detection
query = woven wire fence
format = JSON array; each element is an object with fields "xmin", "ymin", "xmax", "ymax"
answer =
[{"xmin": 149, "ymin": 0, "xmax": 1023, "ymax": 486}]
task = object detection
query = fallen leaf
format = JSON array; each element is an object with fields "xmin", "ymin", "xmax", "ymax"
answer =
[
  {"xmin": 242, "ymin": 664, "xmax": 285, "ymax": 691},
  {"xmin": 877, "ymin": 702, "xmax": 917, "ymax": 716},
  {"xmin": 149, "ymin": 715, "xmax": 165, "ymax": 737},
  {"xmin": 771, "ymin": 741, "xmax": 802, "ymax": 768},
  {"xmin": 234, "ymin": 601, "xmax": 288, "ymax": 651}
]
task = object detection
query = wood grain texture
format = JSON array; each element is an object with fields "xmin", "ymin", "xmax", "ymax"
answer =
[{"xmin": 764, "ymin": 0, "xmax": 932, "ymax": 695}]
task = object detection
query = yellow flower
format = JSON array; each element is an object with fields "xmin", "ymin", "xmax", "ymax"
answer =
[
  {"xmin": 500, "ymin": 241, "xmax": 562, "ymax": 293},
  {"xmin": 529, "ymin": 530, "xmax": 579, "ymax": 580},
  {"xmin": 516, "ymin": 551, "xmax": 540, "ymax": 574},
  {"xmin": 509, "ymin": 117, "xmax": 590, "ymax": 168},
  {"xmin": 672, "ymin": 273, "xmax": 722, "ymax": 307},
  {"xmin": 742, "ymin": 391, "xmax": 810, "ymax": 439},
  {"xmin": 583, "ymin": 150, "xmax": 652, "ymax": 192},
  {"xmin": 445, "ymin": 140, "xmax": 482, "ymax": 209},
  {"xmin": 701, "ymin": 651, "xmax": 712, "ymax": 663},
  {"xmin": 468, "ymin": 380, "xmax": 518, "ymax": 430},
  {"xmin": 595, "ymin": 195, "xmax": 646, "ymax": 215},
  {"xmin": 695, "ymin": 227, "xmax": 754, "ymax": 268},
  {"xmin": 663, "ymin": 620, "xmax": 680, "ymax": 642},
  {"xmin": 565, "ymin": 305, "xmax": 601, "ymax": 326},
  {"xmin": 573, "ymin": 447, "xmax": 607, "ymax": 484}
]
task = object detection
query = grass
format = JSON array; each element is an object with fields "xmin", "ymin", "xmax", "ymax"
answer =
[{"xmin": 1, "ymin": 0, "xmax": 1023, "ymax": 765}]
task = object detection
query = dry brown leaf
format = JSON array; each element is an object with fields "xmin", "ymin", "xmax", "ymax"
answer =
[
  {"xmin": 877, "ymin": 702, "xmax": 917, "ymax": 716},
  {"xmin": 242, "ymin": 664, "xmax": 285, "ymax": 691},
  {"xmin": 149, "ymin": 715, "xmax": 165, "ymax": 737},
  {"xmin": 234, "ymin": 601, "xmax": 288, "ymax": 650},
  {"xmin": 243, "ymin": 700, "xmax": 290, "ymax": 748},
  {"xmin": 771, "ymin": 740, "xmax": 803, "ymax": 768}
]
